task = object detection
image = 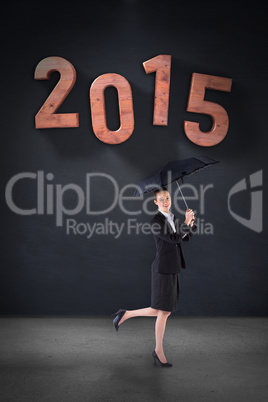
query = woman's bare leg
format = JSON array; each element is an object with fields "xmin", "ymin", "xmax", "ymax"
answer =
[
  {"xmin": 155, "ymin": 310, "xmax": 171, "ymax": 363},
  {"xmin": 118, "ymin": 307, "xmax": 158, "ymax": 325}
]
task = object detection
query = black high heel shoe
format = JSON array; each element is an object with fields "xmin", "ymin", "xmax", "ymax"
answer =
[
  {"xmin": 111, "ymin": 309, "xmax": 126, "ymax": 331},
  {"xmin": 152, "ymin": 350, "xmax": 173, "ymax": 367}
]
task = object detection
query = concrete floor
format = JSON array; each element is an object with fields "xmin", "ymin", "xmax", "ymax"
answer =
[{"xmin": 0, "ymin": 317, "xmax": 267, "ymax": 402}]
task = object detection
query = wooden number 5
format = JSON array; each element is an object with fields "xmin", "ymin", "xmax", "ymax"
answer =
[
  {"xmin": 184, "ymin": 73, "xmax": 232, "ymax": 146},
  {"xmin": 34, "ymin": 56, "xmax": 79, "ymax": 129}
]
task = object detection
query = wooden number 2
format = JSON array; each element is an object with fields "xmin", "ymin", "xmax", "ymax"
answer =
[
  {"xmin": 34, "ymin": 56, "xmax": 79, "ymax": 129},
  {"xmin": 184, "ymin": 73, "xmax": 232, "ymax": 146},
  {"xmin": 143, "ymin": 54, "xmax": 171, "ymax": 126},
  {"xmin": 90, "ymin": 73, "xmax": 134, "ymax": 144}
]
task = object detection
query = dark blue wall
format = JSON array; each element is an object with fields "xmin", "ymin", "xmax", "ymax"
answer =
[{"xmin": 1, "ymin": 1, "xmax": 267, "ymax": 315}]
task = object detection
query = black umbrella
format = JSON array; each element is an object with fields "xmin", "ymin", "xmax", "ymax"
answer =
[{"xmin": 133, "ymin": 156, "xmax": 219, "ymax": 209}]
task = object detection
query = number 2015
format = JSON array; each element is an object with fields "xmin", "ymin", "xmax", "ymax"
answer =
[{"xmin": 34, "ymin": 54, "xmax": 232, "ymax": 147}]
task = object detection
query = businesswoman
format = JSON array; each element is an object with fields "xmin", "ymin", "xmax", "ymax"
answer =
[{"xmin": 112, "ymin": 187, "xmax": 196, "ymax": 368}]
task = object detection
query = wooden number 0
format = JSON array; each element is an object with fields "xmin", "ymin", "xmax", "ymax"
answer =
[
  {"xmin": 34, "ymin": 56, "xmax": 79, "ymax": 129},
  {"xmin": 90, "ymin": 73, "xmax": 134, "ymax": 144}
]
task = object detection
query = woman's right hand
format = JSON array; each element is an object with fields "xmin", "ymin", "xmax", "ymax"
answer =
[{"xmin": 185, "ymin": 209, "xmax": 195, "ymax": 226}]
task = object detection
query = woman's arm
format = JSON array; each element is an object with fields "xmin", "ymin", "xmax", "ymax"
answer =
[{"xmin": 150, "ymin": 217, "xmax": 193, "ymax": 244}]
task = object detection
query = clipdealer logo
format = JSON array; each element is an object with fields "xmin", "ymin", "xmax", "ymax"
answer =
[
  {"xmin": 5, "ymin": 169, "xmax": 263, "ymax": 236},
  {"xmin": 4, "ymin": 171, "xmax": 215, "ymax": 237}
]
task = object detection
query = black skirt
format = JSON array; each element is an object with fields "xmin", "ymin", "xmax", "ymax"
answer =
[{"xmin": 150, "ymin": 270, "xmax": 180, "ymax": 312}]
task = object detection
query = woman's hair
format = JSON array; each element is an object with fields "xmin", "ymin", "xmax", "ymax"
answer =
[{"xmin": 154, "ymin": 187, "xmax": 168, "ymax": 199}]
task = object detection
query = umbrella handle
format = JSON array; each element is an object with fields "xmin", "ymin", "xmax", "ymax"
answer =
[
  {"xmin": 176, "ymin": 181, "xmax": 189, "ymax": 209},
  {"xmin": 175, "ymin": 181, "xmax": 197, "ymax": 223}
]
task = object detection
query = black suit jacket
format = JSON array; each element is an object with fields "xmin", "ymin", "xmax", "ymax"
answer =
[{"xmin": 150, "ymin": 211, "xmax": 197, "ymax": 274}]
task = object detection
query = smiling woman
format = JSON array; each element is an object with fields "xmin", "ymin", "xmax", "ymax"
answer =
[{"xmin": 111, "ymin": 187, "xmax": 197, "ymax": 367}]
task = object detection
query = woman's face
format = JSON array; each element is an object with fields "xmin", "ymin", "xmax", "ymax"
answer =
[{"xmin": 154, "ymin": 191, "xmax": 171, "ymax": 213}]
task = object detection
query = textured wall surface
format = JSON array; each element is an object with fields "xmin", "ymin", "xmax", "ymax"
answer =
[{"xmin": 1, "ymin": 1, "xmax": 267, "ymax": 315}]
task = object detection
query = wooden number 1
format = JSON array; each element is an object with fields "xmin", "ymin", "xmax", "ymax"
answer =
[
  {"xmin": 34, "ymin": 56, "xmax": 79, "ymax": 129},
  {"xmin": 143, "ymin": 55, "xmax": 171, "ymax": 126},
  {"xmin": 184, "ymin": 73, "xmax": 232, "ymax": 146},
  {"xmin": 90, "ymin": 73, "xmax": 134, "ymax": 144}
]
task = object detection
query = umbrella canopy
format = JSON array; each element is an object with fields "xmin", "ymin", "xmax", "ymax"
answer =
[{"xmin": 133, "ymin": 156, "xmax": 219, "ymax": 205}]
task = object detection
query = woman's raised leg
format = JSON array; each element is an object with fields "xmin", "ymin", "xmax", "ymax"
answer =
[{"xmin": 118, "ymin": 307, "xmax": 158, "ymax": 325}]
